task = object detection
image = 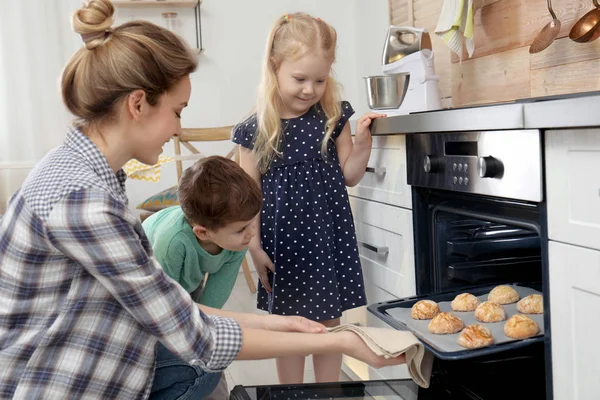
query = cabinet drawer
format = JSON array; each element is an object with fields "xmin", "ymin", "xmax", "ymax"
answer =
[
  {"xmin": 350, "ymin": 197, "xmax": 416, "ymax": 299},
  {"xmin": 342, "ymin": 279, "xmax": 398, "ymax": 327},
  {"xmin": 546, "ymin": 129, "xmax": 600, "ymax": 251},
  {"xmin": 371, "ymin": 135, "xmax": 407, "ymax": 150},
  {"xmin": 348, "ymin": 135, "xmax": 412, "ymax": 209},
  {"xmin": 350, "ymin": 196, "xmax": 413, "ymax": 235},
  {"xmin": 366, "ymin": 276, "xmax": 399, "ymax": 304},
  {"xmin": 549, "ymin": 241, "xmax": 600, "ymax": 400}
]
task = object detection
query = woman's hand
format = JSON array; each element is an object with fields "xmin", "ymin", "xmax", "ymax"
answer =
[
  {"xmin": 257, "ymin": 315, "xmax": 326, "ymax": 334},
  {"xmin": 339, "ymin": 331, "xmax": 406, "ymax": 368},
  {"xmin": 249, "ymin": 246, "xmax": 274, "ymax": 292},
  {"xmin": 354, "ymin": 112, "xmax": 386, "ymax": 147}
]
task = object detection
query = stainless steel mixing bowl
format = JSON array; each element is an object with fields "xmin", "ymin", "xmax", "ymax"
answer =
[{"xmin": 364, "ymin": 73, "xmax": 410, "ymax": 110}]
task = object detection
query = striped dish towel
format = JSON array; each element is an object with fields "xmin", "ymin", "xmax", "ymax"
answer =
[
  {"xmin": 123, "ymin": 156, "xmax": 174, "ymax": 182},
  {"xmin": 434, "ymin": 0, "xmax": 475, "ymax": 61},
  {"xmin": 123, "ymin": 154, "xmax": 205, "ymax": 182}
]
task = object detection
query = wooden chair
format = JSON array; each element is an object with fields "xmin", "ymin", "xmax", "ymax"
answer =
[{"xmin": 174, "ymin": 126, "xmax": 257, "ymax": 294}]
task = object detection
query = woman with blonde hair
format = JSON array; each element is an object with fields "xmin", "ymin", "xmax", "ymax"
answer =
[
  {"xmin": 234, "ymin": 13, "xmax": 386, "ymax": 384},
  {"xmin": 0, "ymin": 2, "xmax": 403, "ymax": 399}
]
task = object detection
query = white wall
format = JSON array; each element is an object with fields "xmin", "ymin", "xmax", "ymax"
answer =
[
  {"xmin": 0, "ymin": 0, "xmax": 85, "ymax": 213},
  {"xmin": 0, "ymin": 1, "xmax": 389, "ymax": 213},
  {"xmin": 122, "ymin": 0, "xmax": 390, "ymax": 211}
]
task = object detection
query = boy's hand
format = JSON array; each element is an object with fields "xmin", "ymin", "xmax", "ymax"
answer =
[
  {"xmin": 355, "ymin": 112, "xmax": 386, "ymax": 146},
  {"xmin": 259, "ymin": 315, "xmax": 326, "ymax": 333},
  {"xmin": 249, "ymin": 247, "xmax": 274, "ymax": 292}
]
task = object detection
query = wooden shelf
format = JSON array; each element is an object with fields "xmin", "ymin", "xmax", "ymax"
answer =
[
  {"xmin": 111, "ymin": 0, "xmax": 204, "ymax": 51},
  {"xmin": 111, "ymin": 0, "xmax": 201, "ymax": 8}
]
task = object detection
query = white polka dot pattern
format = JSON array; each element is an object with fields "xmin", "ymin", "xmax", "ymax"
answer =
[{"xmin": 233, "ymin": 102, "xmax": 367, "ymax": 321}]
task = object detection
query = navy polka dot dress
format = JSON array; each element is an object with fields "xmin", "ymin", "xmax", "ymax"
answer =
[{"xmin": 232, "ymin": 101, "xmax": 366, "ymax": 321}]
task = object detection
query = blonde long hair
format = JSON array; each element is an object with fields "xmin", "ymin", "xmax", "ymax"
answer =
[
  {"xmin": 253, "ymin": 13, "xmax": 342, "ymax": 174},
  {"xmin": 61, "ymin": 0, "xmax": 197, "ymax": 129}
]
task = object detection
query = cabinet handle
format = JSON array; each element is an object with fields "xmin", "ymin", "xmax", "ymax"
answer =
[
  {"xmin": 365, "ymin": 166, "xmax": 386, "ymax": 174},
  {"xmin": 358, "ymin": 241, "xmax": 389, "ymax": 254}
]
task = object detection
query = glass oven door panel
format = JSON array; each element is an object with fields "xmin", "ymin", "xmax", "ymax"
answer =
[{"xmin": 230, "ymin": 380, "xmax": 419, "ymax": 400}]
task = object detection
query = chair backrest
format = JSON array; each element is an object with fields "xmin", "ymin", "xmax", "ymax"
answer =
[{"xmin": 174, "ymin": 126, "xmax": 236, "ymax": 182}]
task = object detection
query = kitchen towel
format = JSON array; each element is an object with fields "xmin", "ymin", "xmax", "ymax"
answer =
[
  {"xmin": 434, "ymin": 0, "xmax": 475, "ymax": 61},
  {"xmin": 327, "ymin": 324, "xmax": 434, "ymax": 388}
]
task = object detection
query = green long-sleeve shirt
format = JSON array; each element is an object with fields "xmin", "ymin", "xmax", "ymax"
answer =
[{"xmin": 142, "ymin": 206, "xmax": 246, "ymax": 309}]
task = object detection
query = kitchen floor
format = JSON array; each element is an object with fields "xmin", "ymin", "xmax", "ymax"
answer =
[{"xmin": 222, "ymin": 271, "xmax": 351, "ymax": 389}]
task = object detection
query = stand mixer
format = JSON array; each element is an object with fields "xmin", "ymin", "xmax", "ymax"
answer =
[{"xmin": 365, "ymin": 26, "xmax": 442, "ymax": 116}]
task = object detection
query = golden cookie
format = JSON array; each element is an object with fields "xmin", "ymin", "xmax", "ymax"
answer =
[
  {"xmin": 488, "ymin": 285, "xmax": 520, "ymax": 305},
  {"xmin": 504, "ymin": 314, "xmax": 540, "ymax": 339},
  {"xmin": 451, "ymin": 293, "xmax": 481, "ymax": 312},
  {"xmin": 458, "ymin": 325, "xmax": 495, "ymax": 349},
  {"xmin": 428, "ymin": 312, "xmax": 464, "ymax": 334},
  {"xmin": 474, "ymin": 301, "xmax": 506, "ymax": 323},
  {"xmin": 517, "ymin": 294, "xmax": 543, "ymax": 314},
  {"xmin": 411, "ymin": 300, "xmax": 440, "ymax": 320}
]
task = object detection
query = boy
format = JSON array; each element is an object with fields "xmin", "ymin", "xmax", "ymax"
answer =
[
  {"xmin": 143, "ymin": 155, "xmax": 262, "ymax": 308},
  {"xmin": 142, "ymin": 155, "xmax": 262, "ymax": 399}
]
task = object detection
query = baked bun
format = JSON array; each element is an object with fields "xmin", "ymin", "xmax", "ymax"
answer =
[
  {"xmin": 474, "ymin": 301, "xmax": 506, "ymax": 323},
  {"xmin": 457, "ymin": 325, "xmax": 495, "ymax": 349},
  {"xmin": 504, "ymin": 314, "xmax": 540, "ymax": 339},
  {"xmin": 488, "ymin": 285, "xmax": 520, "ymax": 304},
  {"xmin": 411, "ymin": 300, "xmax": 440, "ymax": 320},
  {"xmin": 451, "ymin": 293, "xmax": 481, "ymax": 312},
  {"xmin": 428, "ymin": 312, "xmax": 464, "ymax": 334},
  {"xmin": 517, "ymin": 294, "xmax": 543, "ymax": 314}
]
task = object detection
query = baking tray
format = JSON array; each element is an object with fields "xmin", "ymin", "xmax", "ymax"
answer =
[{"xmin": 367, "ymin": 283, "xmax": 544, "ymax": 360}]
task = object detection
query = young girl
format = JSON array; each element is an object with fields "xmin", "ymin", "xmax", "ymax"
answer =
[
  {"xmin": 0, "ymin": 3, "xmax": 403, "ymax": 399},
  {"xmin": 233, "ymin": 13, "xmax": 386, "ymax": 384}
]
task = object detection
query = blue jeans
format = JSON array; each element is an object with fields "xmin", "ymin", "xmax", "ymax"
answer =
[{"xmin": 149, "ymin": 343, "xmax": 221, "ymax": 400}]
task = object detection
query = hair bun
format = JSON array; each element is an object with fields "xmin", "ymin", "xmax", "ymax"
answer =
[{"xmin": 72, "ymin": 0, "xmax": 115, "ymax": 49}]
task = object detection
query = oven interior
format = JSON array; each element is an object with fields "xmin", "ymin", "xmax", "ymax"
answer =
[
  {"xmin": 412, "ymin": 188, "xmax": 545, "ymax": 297},
  {"xmin": 432, "ymin": 212, "xmax": 541, "ymax": 293}
]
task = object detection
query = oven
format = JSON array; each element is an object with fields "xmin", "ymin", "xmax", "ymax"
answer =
[
  {"xmin": 229, "ymin": 129, "xmax": 552, "ymax": 400},
  {"xmin": 369, "ymin": 129, "xmax": 551, "ymax": 399}
]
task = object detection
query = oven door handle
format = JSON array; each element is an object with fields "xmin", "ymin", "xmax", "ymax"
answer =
[
  {"xmin": 365, "ymin": 166, "xmax": 386, "ymax": 174},
  {"xmin": 358, "ymin": 241, "xmax": 389, "ymax": 254}
]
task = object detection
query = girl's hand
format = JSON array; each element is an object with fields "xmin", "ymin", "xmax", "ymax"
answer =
[
  {"xmin": 258, "ymin": 315, "xmax": 326, "ymax": 333},
  {"xmin": 249, "ymin": 247, "xmax": 275, "ymax": 292},
  {"xmin": 340, "ymin": 331, "xmax": 406, "ymax": 368},
  {"xmin": 355, "ymin": 112, "xmax": 386, "ymax": 146}
]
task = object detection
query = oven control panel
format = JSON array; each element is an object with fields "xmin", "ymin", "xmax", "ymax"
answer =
[{"xmin": 406, "ymin": 130, "xmax": 543, "ymax": 202}]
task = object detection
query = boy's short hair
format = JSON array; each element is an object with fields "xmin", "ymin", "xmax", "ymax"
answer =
[{"xmin": 178, "ymin": 155, "xmax": 262, "ymax": 230}]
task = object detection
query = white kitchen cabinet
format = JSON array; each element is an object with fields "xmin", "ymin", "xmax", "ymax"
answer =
[
  {"xmin": 546, "ymin": 129, "xmax": 600, "ymax": 251},
  {"xmin": 347, "ymin": 135, "xmax": 412, "ymax": 209},
  {"xmin": 548, "ymin": 241, "xmax": 600, "ymax": 400},
  {"xmin": 343, "ymin": 133, "xmax": 415, "ymax": 381},
  {"xmin": 351, "ymin": 197, "xmax": 416, "ymax": 299}
]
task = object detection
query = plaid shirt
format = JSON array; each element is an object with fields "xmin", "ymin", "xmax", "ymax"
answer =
[{"xmin": 0, "ymin": 129, "xmax": 242, "ymax": 399}]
